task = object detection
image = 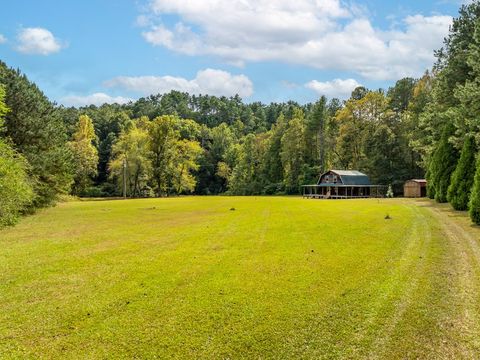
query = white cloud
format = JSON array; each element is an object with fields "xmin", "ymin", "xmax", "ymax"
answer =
[
  {"xmin": 135, "ymin": 14, "xmax": 152, "ymax": 27},
  {"xmin": 0, "ymin": 34, "xmax": 6, "ymax": 44},
  {"xmin": 61, "ymin": 93, "xmax": 132, "ymax": 107},
  {"xmin": 16, "ymin": 27, "xmax": 63, "ymax": 55},
  {"xmin": 104, "ymin": 68, "xmax": 254, "ymax": 98},
  {"xmin": 140, "ymin": 0, "xmax": 452, "ymax": 80},
  {"xmin": 305, "ymin": 78, "xmax": 361, "ymax": 98}
]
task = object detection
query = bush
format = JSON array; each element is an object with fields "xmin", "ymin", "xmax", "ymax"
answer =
[
  {"xmin": 0, "ymin": 140, "xmax": 34, "ymax": 227},
  {"xmin": 80, "ymin": 186, "xmax": 107, "ymax": 198},
  {"xmin": 386, "ymin": 185, "xmax": 394, "ymax": 198},
  {"xmin": 263, "ymin": 182, "xmax": 285, "ymax": 195}
]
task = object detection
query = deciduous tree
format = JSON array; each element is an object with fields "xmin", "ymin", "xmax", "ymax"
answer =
[{"xmin": 68, "ymin": 115, "xmax": 99, "ymax": 195}]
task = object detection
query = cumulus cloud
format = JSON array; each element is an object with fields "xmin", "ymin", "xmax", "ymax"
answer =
[
  {"xmin": 61, "ymin": 93, "xmax": 132, "ymax": 107},
  {"xmin": 306, "ymin": 78, "xmax": 361, "ymax": 98},
  {"xmin": 0, "ymin": 34, "xmax": 6, "ymax": 44},
  {"xmin": 16, "ymin": 27, "xmax": 63, "ymax": 55},
  {"xmin": 104, "ymin": 68, "xmax": 254, "ymax": 98},
  {"xmin": 139, "ymin": 0, "xmax": 452, "ymax": 80}
]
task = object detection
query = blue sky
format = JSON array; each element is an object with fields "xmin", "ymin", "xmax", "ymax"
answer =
[{"xmin": 0, "ymin": 0, "xmax": 466, "ymax": 106}]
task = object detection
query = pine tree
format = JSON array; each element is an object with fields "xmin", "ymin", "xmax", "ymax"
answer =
[
  {"xmin": 428, "ymin": 123, "xmax": 459, "ymax": 203},
  {"xmin": 447, "ymin": 136, "xmax": 476, "ymax": 210},
  {"xmin": 0, "ymin": 61, "xmax": 73, "ymax": 207},
  {"xmin": 281, "ymin": 109, "xmax": 306, "ymax": 193},
  {"xmin": 469, "ymin": 154, "xmax": 480, "ymax": 224},
  {"xmin": 263, "ymin": 113, "xmax": 286, "ymax": 185},
  {"xmin": 306, "ymin": 96, "xmax": 328, "ymax": 171},
  {"xmin": 425, "ymin": 166, "xmax": 435, "ymax": 199}
]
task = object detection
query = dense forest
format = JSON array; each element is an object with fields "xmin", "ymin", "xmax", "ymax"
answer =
[{"xmin": 2, "ymin": 2, "xmax": 480, "ymax": 227}]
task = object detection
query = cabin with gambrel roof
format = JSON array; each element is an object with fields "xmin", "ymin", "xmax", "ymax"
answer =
[{"xmin": 302, "ymin": 170, "xmax": 385, "ymax": 199}]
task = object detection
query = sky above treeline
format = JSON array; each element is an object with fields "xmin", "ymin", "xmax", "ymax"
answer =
[{"xmin": 0, "ymin": 0, "xmax": 468, "ymax": 106}]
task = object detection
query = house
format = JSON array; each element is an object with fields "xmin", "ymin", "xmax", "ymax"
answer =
[
  {"xmin": 403, "ymin": 179, "xmax": 427, "ymax": 198},
  {"xmin": 302, "ymin": 170, "xmax": 385, "ymax": 199}
]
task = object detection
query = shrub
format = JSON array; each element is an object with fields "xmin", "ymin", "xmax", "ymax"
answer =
[{"xmin": 0, "ymin": 140, "xmax": 34, "ymax": 227}]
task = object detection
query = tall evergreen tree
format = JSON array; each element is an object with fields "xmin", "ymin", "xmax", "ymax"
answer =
[
  {"xmin": 281, "ymin": 109, "xmax": 306, "ymax": 193},
  {"xmin": 306, "ymin": 96, "xmax": 328, "ymax": 173},
  {"xmin": 263, "ymin": 113, "xmax": 286, "ymax": 186},
  {"xmin": 447, "ymin": 136, "xmax": 476, "ymax": 210},
  {"xmin": 0, "ymin": 61, "xmax": 73, "ymax": 207},
  {"xmin": 469, "ymin": 154, "xmax": 480, "ymax": 224},
  {"xmin": 455, "ymin": 18, "xmax": 480, "ymax": 142},
  {"xmin": 428, "ymin": 123, "xmax": 459, "ymax": 203}
]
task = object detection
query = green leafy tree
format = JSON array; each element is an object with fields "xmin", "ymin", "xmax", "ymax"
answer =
[
  {"xmin": 148, "ymin": 115, "xmax": 179, "ymax": 196},
  {"xmin": 0, "ymin": 85, "xmax": 33, "ymax": 227},
  {"xmin": 109, "ymin": 123, "xmax": 151, "ymax": 197},
  {"xmin": 68, "ymin": 115, "xmax": 99, "ymax": 195},
  {"xmin": 216, "ymin": 161, "xmax": 231, "ymax": 189},
  {"xmin": 172, "ymin": 139, "xmax": 203, "ymax": 194},
  {"xmin": 335, "ymin": 91, "xmax": 396, "ymax": 170},
  {"xmin": 228, "ymin": 134, "xmax": 264, "ymax": 195},
  {"xmin": 447, "ymin": 136, "xmax": 476, "ymax": 210},
  {"xmin": 196, "ymin": 123, "xmax": 236, "ymax": 194},
  {"xmin": 0, "ymin": 85, "xmax": 7, "ymax": 122},
  {"xmin": 0, "ymin": 141, "xmax": 34, "ymax": 227}
]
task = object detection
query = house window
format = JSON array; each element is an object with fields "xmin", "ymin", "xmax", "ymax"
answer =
[{"xmin": 333, "ymin": 175, "xmax": 337, "ymax": 183}]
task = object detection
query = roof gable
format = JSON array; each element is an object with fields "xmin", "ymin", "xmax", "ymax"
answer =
[{"xmin": 318, "ymin": 169, "xmax": 371, "ymax": 186}]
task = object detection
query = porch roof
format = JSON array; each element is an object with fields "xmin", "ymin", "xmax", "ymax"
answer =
[{"xmin": 302, "ymin": 184, "xmax": 384, "ymax": 188}]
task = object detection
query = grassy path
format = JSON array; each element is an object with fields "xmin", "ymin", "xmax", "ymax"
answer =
[
  {"xmin": 0, "ymin": 197, "xmax": 480, "ymax": 358},
  {"xmin": 424, "ymin": 202, "xmax": 480, "ymax": 357}
]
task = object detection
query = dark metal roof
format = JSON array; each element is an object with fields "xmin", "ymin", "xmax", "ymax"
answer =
[{"xmin": 318, "ymin": 170, "xmax": 371, "ymax": 186}]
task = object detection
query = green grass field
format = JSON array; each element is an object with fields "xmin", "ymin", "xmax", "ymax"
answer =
[{"xmin": 1, "ymin": 197, "xmax": 480, "ymax": 359}]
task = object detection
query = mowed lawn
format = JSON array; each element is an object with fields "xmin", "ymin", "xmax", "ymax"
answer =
[{"xmin": 1, "ymin": 197, "xmax": 480, "ymax": 359}]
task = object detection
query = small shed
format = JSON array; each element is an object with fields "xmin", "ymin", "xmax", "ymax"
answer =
[{"xmin": 404, "ymin": 179, "xmax": 427, "ymax": 198}]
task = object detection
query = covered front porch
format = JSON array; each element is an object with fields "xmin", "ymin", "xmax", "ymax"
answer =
[{"xmin": 302, "ymin": 184, "xmax": 386, "ymax": 199}]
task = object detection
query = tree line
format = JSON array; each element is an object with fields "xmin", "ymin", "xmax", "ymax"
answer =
[
  {"xmin": 411, "ymin": 2, "xmax": 480, "ymax": 225},
  {"xmin": 0, "ymin": 60, "xmax": 423, "ymax": 228},
  {"xmin": 2, "ymin": 1, "xmax": 480, "ymax": 226}
]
